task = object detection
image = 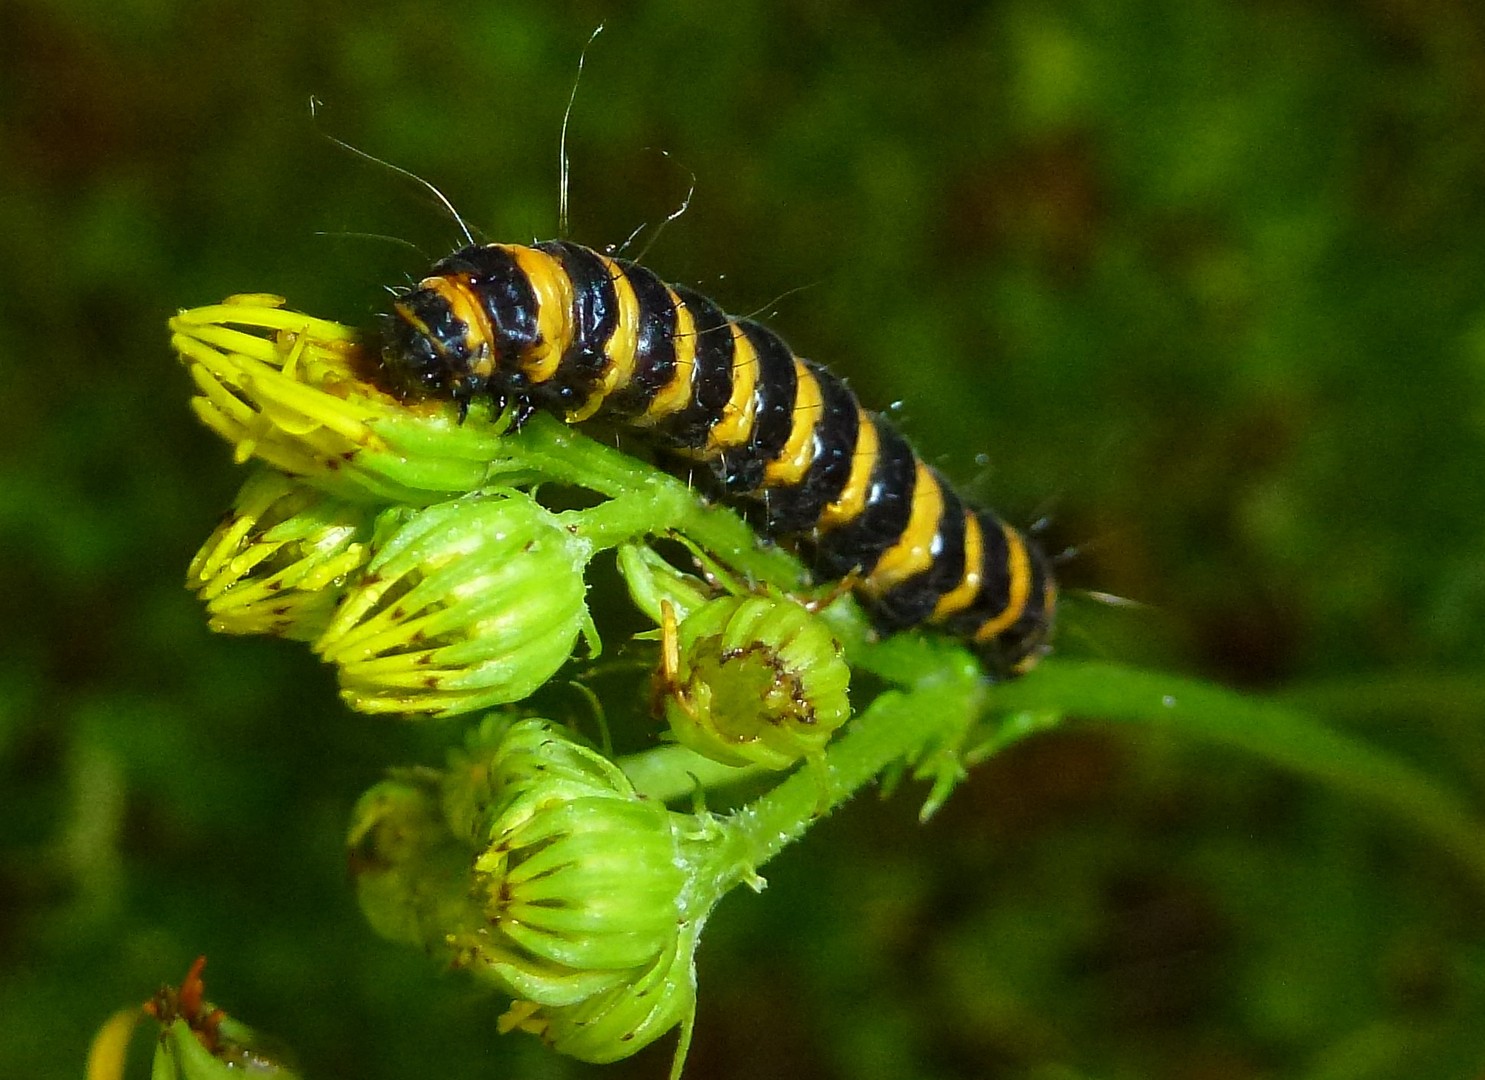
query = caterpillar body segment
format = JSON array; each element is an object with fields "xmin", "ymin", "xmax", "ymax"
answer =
[{"xmin": 377, "ymin": 241, "xmax": 1056, "ymax": 675}]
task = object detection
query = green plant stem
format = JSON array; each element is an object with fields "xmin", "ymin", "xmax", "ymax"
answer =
[
  {"xmin": 516, "ymin": 405, "xmax": 1485, "ymax": 899},
  {"xmin": 638, "ymin": 652, "xmax": 1485, "ymax": 903},
  {"xmin": 514, "ymin": 415, "xmax": 814, "ymax": 591},
  {"xmin": 497, "ymin": 415, "xmax": 657, "ymax": 499},
  {"xmin": 701, "ymin": 655, "xmax": 985, "ymax": 888},
  {"xmin": 562, "ymin": 489, "xmax": 690, "ymax": 550},
  {"xmin": 183, "ymin": 306, "xmax": 1485, "ymax": 899},
  {"xmin": 991, "ymin": 659, "xmax": 1485, "ymax": 896}
]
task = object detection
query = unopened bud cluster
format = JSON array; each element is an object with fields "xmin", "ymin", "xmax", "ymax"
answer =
[
  {"xmin": 173, "ymin": 300, "xmax": 599, "ymax": 717},
  {"xmin": 169, "ymin": 297, "xmax": 533, "ymax": 504}
]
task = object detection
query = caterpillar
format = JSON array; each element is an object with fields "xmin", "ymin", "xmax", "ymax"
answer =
[{"xmin": 377, "ymin": 241, "xmax": 1057, "ymax": 676}]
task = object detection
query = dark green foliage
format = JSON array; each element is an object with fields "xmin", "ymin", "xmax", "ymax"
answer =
[{"xmin": 2, "ymin": 2, "xmax": 1483, "ymax": 1078}]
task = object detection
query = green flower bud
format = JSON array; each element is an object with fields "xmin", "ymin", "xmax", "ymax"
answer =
[
  {"xmin": 463, "ymin": 795, "xmax": 686, "ymax": 1000},
  {"xmin": 449, "ymin": 721, "xmax": 691, "ymax": 1007},
  {"xmin": 346, "ymin": 770, "xmax": 486, "ymax": 950},
  {"xmin": 350, "ymin": 720, "xmax": 676, "ymax": 978},
  {"xmin": 169, "ymin": 297, "xmax": 542, "ymax": 505},
  {"xmin": 616, "ymin": 539, "xmax": 713, "ymax": 626},
  {"xmin": 186, "ymin": 468, "xmax": 373, "ymax": 640},
  {"xmin": 347, "ymin": 718, "xmax": 713, "ymax": 1064},
  {"xmin": 656, "ymin": 595, "xmax": 851, "ymax": 770},
  {"xmin": 314, "ymin": 494, "xmax": 593, "ymax": 717}
]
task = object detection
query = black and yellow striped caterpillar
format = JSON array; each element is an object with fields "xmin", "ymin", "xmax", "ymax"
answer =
[{"xmin": 377, "ymin": 241, "xmax": 1057, "ymax": 675}]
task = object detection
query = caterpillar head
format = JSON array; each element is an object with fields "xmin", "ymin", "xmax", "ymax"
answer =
[{"xmin": 377, "ymin": 278, "xmax": 495, "ymax": 407}]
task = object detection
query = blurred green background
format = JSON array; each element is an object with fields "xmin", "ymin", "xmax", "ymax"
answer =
[{"xmin": 3, "ymin": 1, "xmax": 1484, "ymax": 1077}]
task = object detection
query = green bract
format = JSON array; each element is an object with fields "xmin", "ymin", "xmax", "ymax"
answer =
[
  {"xmin": 500, "ymin": 916, "xmax": 703, "ymax": 1065},
  {"xmin": 441, "ymin": 711, "xmax": 639, "ymax": 841},
  {"xmin": 147, "ymin": 1017, "xmax": 296, "ymax": 1080}
]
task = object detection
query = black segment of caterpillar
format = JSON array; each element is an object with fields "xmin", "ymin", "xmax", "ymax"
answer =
[{"xmin": 376, "ymin": 240, "xmax": 1056, "ymax": 676}]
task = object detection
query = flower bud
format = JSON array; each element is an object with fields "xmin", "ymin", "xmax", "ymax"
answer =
[
  {"xmin": 615, "ymin": 539, "xmax": 712, "ymax": 626},
  {"xmin": 440, "ymin": 714, "xmax": 635, "ymax": 843},
  {"xmin": 314, "ymin": 494, "xmax": 593, "ymax": 717},
  {"xmin": 169, "ymin": 297, "xmax": 537, "ymax": 505},
  {"xmin": 347, "ymin": 718, "xmax": 712, "ymax": 1064},
  {"xmin": 656, "ymin": 595, "xmax": 851, "ymax": 770},
  {"xmin": 186, "ymin": 469, "xmax": 373, "ymax": 640},
  {"xmin": 449, "ymin": 720, "xmax": 690, "ymax": 1006},
  {"xmin": 465, "ymin": 797, "xmax": 687, "ymax": 995},
  {"xmin": 346, "ymin": 771, "xmax": 485, "ymax": 950}
]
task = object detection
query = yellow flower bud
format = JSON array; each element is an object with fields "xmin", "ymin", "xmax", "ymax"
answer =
[
  {"xmin": 314, "ymin": 495, "xmax": 593, "ymax": 717},
  {"xmin": 186, "ymin": 469, "xmax": 372, "ymax": 640},
  {"xmin": 169, "ymin": 298, "xmax": 535, "ymax": 505}
]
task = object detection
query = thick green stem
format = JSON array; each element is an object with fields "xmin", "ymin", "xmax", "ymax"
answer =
[
  {"xmin": 495, "ymin": 415, "xmax": 661, "ymax": 499},
  {"xmin": 561, "ymin": 489, "xmax": 690, "ymax": 551},
  {"xmin": 514, "ymin": 415, "xmax": 815, "ymax": 593},
  {"xmin": 178, "ymin": 304, "xmax": 1485, "ymax": 907},
  {"xmin": 527, "ymin": 409, "xmax": 1485, "ymax": 900},
  {"xmin": 703, "ymin": 659, "xmax": 984, "ymax": 885}
]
